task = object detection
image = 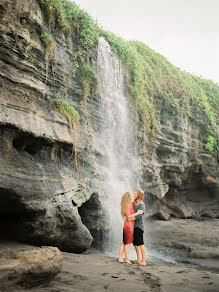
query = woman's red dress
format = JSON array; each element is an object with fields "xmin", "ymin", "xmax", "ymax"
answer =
[{"xmin": 123, "ymin": 204, "xmax": 135, "ymax": 244}]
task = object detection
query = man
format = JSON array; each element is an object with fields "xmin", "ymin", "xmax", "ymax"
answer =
[{"xmin": 127, "ymin": 189, "xmax": 146, "ymax": 265}]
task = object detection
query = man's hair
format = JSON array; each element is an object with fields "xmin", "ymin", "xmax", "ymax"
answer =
[{"xmin": 135, "ymin": 189, "xmax": 144, "ymax": 201}]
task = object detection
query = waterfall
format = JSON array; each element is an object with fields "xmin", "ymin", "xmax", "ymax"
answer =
[{"xmin": 96, "ymin": 37, "xmax": 140, "ymax": 255}]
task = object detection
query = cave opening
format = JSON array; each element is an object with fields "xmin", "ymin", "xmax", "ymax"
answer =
[
  {"xmin": 78, "ymin": 193, "xmax": 107, "ymax": 249},
  {"xmin": 13, "ymin": 135, "xmax": 43, "ymax": 155},
  {"xmin": 0, "ymin": 187, "xmax": 27, "ymax": 242}
]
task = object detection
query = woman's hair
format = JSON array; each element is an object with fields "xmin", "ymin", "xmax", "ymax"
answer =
[
  {"xmin": 120, "ymin": 192, "xmax": 132, "ymax": 218},
  {"xmin": 135, "ymin": 189, "xmax": 144, "ymax": 201}
]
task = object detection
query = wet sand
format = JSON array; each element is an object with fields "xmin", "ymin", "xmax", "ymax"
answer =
[{"xmin": 145, "ymin": 218, "xmax": 219, "ymax": 270}]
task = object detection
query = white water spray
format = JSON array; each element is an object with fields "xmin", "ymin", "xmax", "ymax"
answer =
[{"xmin": 96, "ymin": 37, "xmax": 140, "ymax": 255}]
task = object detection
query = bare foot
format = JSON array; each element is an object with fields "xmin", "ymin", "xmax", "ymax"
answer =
[
  {"xmin": 118, "ymin": 258, "xmax": 124, "ymax": 263},
  {"xmin": 125, "ymin": 260, "xmax": 132, "ymax": 264},
  {"xmin": 140, "ymin": 261, "xmax": 147, "ymax": 266},
  {"xmin": 136, "ymin": 261, "xmax": 141, "ymax": 265}
]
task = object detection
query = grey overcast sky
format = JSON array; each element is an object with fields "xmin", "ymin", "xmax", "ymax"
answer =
[{"xmin": 73, "ymin": 0, "xmax": 219, "ymax": 83}]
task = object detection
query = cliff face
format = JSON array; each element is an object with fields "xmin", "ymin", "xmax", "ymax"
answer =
[
  {"xmin": 138, "ymin": 98, "xmax": 219, "ymax": 220},
  {"xmin": 0, "ymin": 0, "xmax": 104, "ymax": 252},
  {"xmin": 0, "ymin": 0, "xmax": 218, "ymax": 252}
]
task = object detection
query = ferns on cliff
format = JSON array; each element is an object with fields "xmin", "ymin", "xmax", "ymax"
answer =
[
  {"xmin": 41, "ymin": 32, "xmax": 55, "ymax": 61},
  {"xmin": 78, "ymin": 64, "xmax": 99, "ymax": 100},
  {"xmin": 40, "ymin": 0, "xmax": 99, "ymax": 49}
]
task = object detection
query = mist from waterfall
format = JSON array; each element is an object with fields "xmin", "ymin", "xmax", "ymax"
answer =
[{"xmin": 97, "ymin": 37, "xmax": 140, "ymax": 256}]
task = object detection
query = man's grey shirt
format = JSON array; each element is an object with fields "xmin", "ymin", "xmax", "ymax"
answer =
[{"xmin": 133, "ymin": 202, "xmax": 145, "ymax": 231}]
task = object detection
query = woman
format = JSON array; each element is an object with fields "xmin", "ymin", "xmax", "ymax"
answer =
[{"xmin": 118, "ymin": 192, "xmax": 143, "ymax": 264}]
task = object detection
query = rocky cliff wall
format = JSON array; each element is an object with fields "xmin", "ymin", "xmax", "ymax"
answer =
[
  {"xmin": 0, "ymin": 0, "xmax": 105, "ymax": 252},
  {"xmin": 0, "ymin": 0, "xmax": 218, "ymax": 252},
  {"xmin": 138, "ymin": 98, "xmax": 219, "ymax": 220}
]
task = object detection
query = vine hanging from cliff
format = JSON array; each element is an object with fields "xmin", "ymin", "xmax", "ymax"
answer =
[
  {"xmin": 41, "ymin": 32, "xmax": 55, "ymax": 82},
  {"xmin": 78, "ymin": 64, "xmax": 98, "ymax": 105},
  {"xmin": 55, "ymin": 99, "xmax": 80, "ymax": 168}
]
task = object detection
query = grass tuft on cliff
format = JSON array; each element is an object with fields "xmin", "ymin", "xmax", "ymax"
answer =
[
  {"xmin": 55, "ymin": 99, "xmax": 80, "ymax": 125},
  {"xmin": 40, "ymin": 0, "xmax": 99, "ymax": 49},
  {"xmin": 78, "ymin": 64, "xmax": 99, "ymax": 98},
  {"xmin": 41, "ymin": 32, "xmax": 55, "ymax": 61}
]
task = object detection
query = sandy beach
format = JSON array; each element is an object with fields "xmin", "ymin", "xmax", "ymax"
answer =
[
  {"xmin": 7, "ymin": 250, "xmax": 217, "ymax": 292},
  {"xmin": 1, "ymin": 234, "xmax": 218, "ymax": 292},
  {"xmin": 1, "ymin": 217, "xmax": 219, "ymax": 292}
]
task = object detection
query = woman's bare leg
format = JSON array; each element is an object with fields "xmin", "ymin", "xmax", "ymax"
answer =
[
  {"xmin": 134, "ymin": 245, "xmax": 141, "ymax": 264},
  {"xmin": 124, "ymin": 244, "xmax": 132, "ymax": 264},
  {"xmin": 118, "ymin": 243, "xmax": 125, "ymax": 262}
]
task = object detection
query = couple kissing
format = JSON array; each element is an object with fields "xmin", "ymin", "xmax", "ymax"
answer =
[{"xmin": 119, "ymin": 189, "xmax": 146, "ymax": 265}]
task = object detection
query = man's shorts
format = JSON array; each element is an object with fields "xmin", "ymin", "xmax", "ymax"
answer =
[{"xmin": 133, "ymin": 227, "xmax": 144, "ymax": 246}]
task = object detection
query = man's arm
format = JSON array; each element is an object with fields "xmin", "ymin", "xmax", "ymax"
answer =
[{"xmin": 133, "ymin": 204, "xmax": 145, "ymax": 221}]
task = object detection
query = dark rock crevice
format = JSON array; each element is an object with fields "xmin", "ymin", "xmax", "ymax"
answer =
[
  {"xmin": 0, "ymin": 187, "xmax": 27, "ymax": 241},
  {"xmin": 79, "ymin": 193, "xmax": 107, "ymax": 249}
]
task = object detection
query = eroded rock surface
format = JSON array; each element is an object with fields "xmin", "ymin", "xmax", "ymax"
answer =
[
  {"xmin": 0, "ymin": 246, "xmax": 62, "ymax": 289},
  {"xmin": 139, "ymin": 99, "xmax": 219, "ymax": 220},
  {"xmin": 0, "ymin": 0, "xmax": 104, "ymax": 251}
]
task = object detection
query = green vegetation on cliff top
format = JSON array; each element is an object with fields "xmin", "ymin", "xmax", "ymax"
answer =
[{"xmin": 40, "ymin": 0, "xmax": 218, "ymax": 153}]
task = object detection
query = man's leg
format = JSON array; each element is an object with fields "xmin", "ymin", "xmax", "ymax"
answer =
[
  {"xmin": 134, "ymin": 245, "xmax": 141, "ymax": 264},
  {"xmin": 139, "ymin": 245, "xmax": 146, "ymax": 265}
]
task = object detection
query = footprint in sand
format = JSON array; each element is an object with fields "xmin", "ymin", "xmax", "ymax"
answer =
[{"xmin": 74, "ymin": 275, "xmax": 88, "ymax": 280}]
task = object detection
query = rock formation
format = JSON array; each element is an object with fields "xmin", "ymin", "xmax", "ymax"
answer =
[
  {"xmin": 140, "ymin": 98, "xmax": 219, "ymax": 220},
  {"xmin": 0, "ymin": 0, "xmax": 218, "ymax": 254},
  {"xmin": 0, "ymin": 246, "xmax": 62, "ymax": 289},
  {"xmin": 0, "ymin": 0, "xmax": 100, "ymax": 252}
]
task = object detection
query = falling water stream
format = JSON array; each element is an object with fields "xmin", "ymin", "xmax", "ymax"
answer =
[
  {"xmin": 96, "ymin": 37, "xmax": 140, "ymax": 256},
  {"xmin": 96, "ymin": 38, "xmax": 189, "ymax": 264}
]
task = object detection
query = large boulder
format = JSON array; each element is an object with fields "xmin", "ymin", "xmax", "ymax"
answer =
[{"xmin": 0, "ymin": 246, "xmax": 62, "ymax": 289}]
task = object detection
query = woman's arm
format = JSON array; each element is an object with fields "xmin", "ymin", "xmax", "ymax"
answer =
[{"xmin": 127, "ymin": 209, "xmax": 143, "ymax": 220}]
